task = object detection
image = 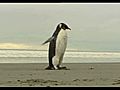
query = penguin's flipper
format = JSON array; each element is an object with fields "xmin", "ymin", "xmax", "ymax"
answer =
[{"xmin": 42, "ymin": 36, "xmax": 54, "ymax": 45}]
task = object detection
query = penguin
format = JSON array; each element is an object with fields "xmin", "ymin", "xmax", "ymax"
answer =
[{"xmin": 42, "ymin": 23, "xmax": 71, "ymax": 70}]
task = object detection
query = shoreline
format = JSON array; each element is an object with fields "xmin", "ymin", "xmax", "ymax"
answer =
[{"xmin": 0, "ymin": 63, "xmax": 120, "ymax": 87}]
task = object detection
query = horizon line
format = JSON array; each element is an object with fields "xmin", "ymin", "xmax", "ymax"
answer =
[{"xmin": 0, "ymin": 3, "xmax": 120, "ymax": 5}]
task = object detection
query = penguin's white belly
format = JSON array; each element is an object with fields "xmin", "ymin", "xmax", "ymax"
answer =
[{"xmin": 56, "ymin": 29, "xmax": 67, "ymax": 58}]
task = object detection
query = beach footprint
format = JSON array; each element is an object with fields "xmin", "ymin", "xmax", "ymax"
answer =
[{"xmin": 112, "ymin": 79, "xmax": 120, "ymax": 85}]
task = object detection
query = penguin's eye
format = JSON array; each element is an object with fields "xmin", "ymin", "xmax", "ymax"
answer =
[{"xmin": 59, "ymin": 23, "xmax": 62, "ymax": 28}]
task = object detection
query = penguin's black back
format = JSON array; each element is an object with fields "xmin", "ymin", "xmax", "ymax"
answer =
[{"xmin": 48, "ymin": 25, "xmax": 61, "ymax": 66}]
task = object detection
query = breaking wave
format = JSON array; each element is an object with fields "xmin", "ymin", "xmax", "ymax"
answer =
[{"xmin": 0, "ymin": 49, "xmax": 120, "ymax": 58}]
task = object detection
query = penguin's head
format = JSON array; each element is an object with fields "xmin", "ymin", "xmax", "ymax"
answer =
[{"xmin": 58, "ymin": 23, "xmax": 71, "ymax": 30}]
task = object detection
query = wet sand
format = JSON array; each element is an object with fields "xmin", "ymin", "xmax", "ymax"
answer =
[{"xmin": 0, "ymin": 63, "xmax": 120, "ymax": 87}]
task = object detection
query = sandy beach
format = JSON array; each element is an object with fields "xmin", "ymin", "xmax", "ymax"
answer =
[{"xmin": 0, "ymin": 63, "xmax": 120, "ymax": 87}]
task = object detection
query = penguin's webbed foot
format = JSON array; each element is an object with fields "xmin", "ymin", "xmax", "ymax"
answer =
[
  {"xmin": 45, "ymin": 66, "xmax": 55, "ymax": 70},
  {"xmin": 57, "ymin": 66, "xmax": 70, "ymax": 70}
]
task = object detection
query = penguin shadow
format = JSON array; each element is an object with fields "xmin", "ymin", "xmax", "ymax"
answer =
[
  {"xmin": 44, "ymin": 66, "xmax": 70, "ymax": 70},
  {"xmin": 56, "ymin": 67, "xmax": 70, "ymax": 70}
]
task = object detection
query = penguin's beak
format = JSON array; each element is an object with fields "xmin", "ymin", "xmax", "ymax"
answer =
[{"xmin": 68, "ymin": 27, "xmax": 71, "ymax": 30}]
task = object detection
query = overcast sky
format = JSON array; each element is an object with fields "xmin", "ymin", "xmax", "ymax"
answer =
[{"xmin": 0, "ymin": 3, "xmax": 120, "ymax": 51}]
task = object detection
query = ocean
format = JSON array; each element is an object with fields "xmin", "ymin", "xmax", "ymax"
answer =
[{"xmin": 0, "ymin": 49, "xmax": 120, "ymax": 63}]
